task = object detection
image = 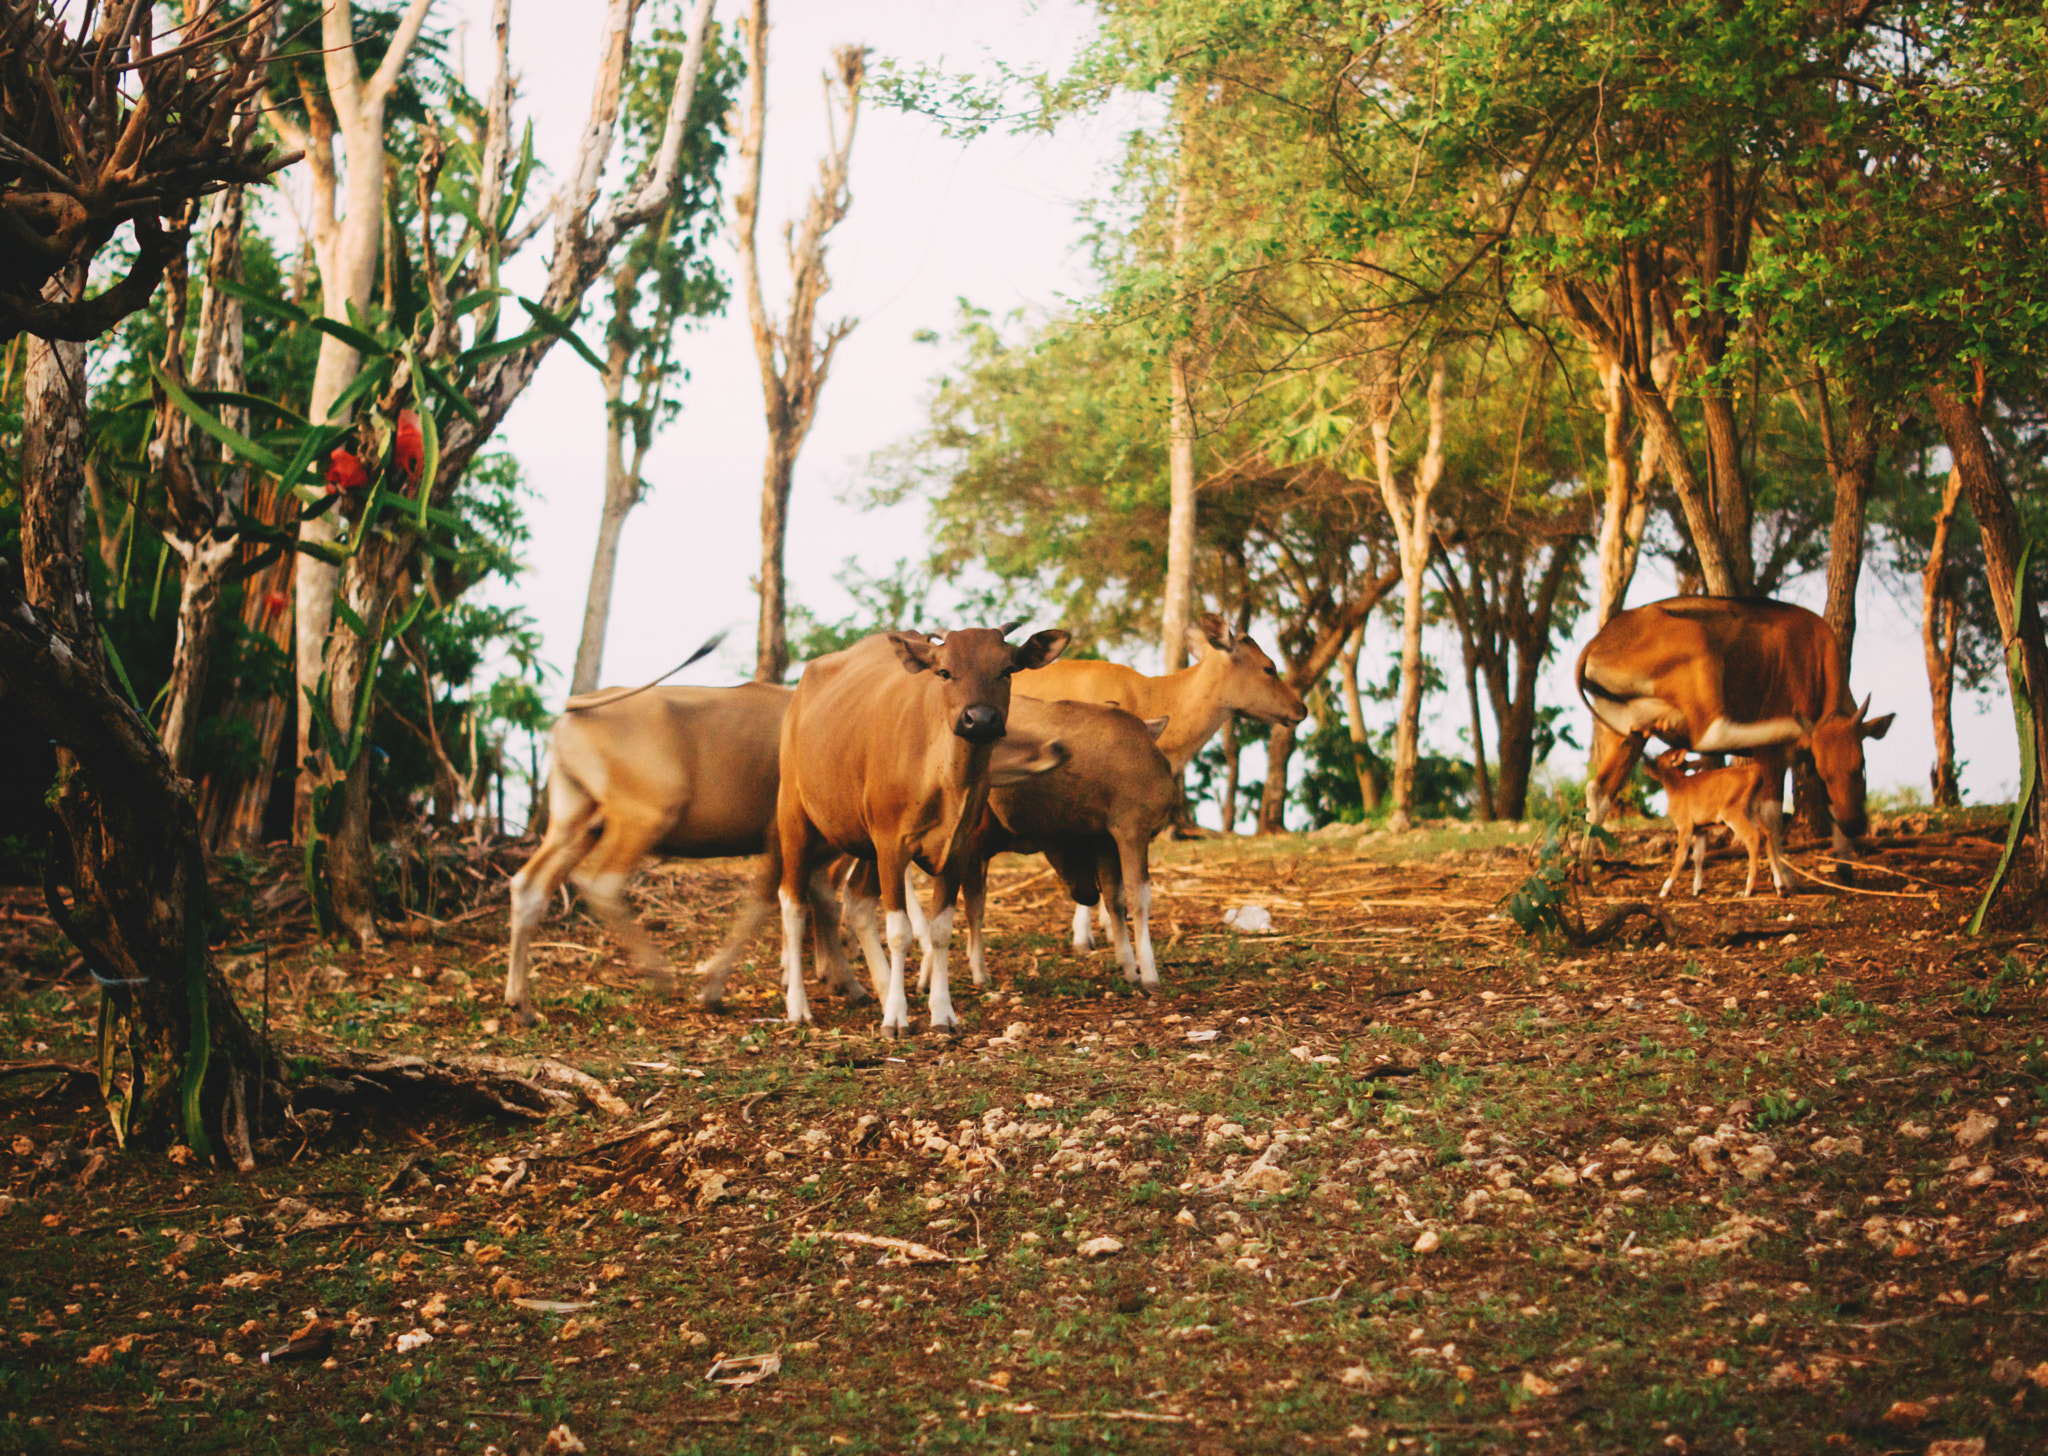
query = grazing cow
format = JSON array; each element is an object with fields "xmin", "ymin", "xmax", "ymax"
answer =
[
  {"xmin": 949, "ymin": 699, "xmax": 1178, "ymax": 991},
  {"xmin": 1577, "ymin": 597, "xmax": 1893, "ymax": 862},
  {"xmin": 1014, "ymin": 611, "xmax": 1305, "ymax": 948},
  {"xmin": 1640, "ymin": 748, "xmax": 1784, "ymax": 899},
  {"xmin": 776, "ymin": 624, "xmax": 1071, "ymax": 1035},
  {"xmin": 504, "ymin": 682, "xmax": 853, "ymax": 1026}
]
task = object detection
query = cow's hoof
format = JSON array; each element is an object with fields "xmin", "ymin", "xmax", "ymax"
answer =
[
  {"xmin": 882, "ymin": 1022, "xmax": 906, "ymax": 1041},
  {"xmin": 1140, "ymin": 977, "xmax": 1161, "ymax": 994},
  {"xmin": 696, "ymin": 991, "xmax": 725, "ymax": 1012},
  {"xmin": 932, "ymin": 1019, "xmax": 958, "ymax": 1037}
]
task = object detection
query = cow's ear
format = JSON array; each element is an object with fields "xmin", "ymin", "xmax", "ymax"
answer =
[
  {"xmin": 1862, "ymin": 712, "xmax": 1895, "ymax": 741},
  {"xmin": 1012, "ymin": 629, "xmax": 1070, "ymax": 671},
  {"xmin": 887, "ymin": 631, "xmax": 940, "ymax": 674},
  {"xmin": 1143, "ymin": 716, "xmax": 1170, "ymax": 742},
  {"xmin": 1198, "ymin": 612, "xmax": 1234, "ymax": 650}
]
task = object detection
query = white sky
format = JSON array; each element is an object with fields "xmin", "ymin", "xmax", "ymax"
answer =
[{"xmin": 411, "ymin": 0, "xmax": 2011, "ymax": 826}]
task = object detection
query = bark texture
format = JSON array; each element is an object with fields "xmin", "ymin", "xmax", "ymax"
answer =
[
  {"xmin": 1929, "ymin": 382, "xmax": 2048, "ymax": 868},
  {"xmin": 733, "ymin": 3, "xmax": 864, "ymax": 684},
  {"xmin": 1922, "ymin": 468, "xmax": 1965, "ymax": 809},
  {"xmin": 1371, "ymin": 359, "xmax": 1448, "ymax": 832}
]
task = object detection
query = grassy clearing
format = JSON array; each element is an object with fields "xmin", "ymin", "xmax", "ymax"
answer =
[{"xmin": 3, "ymin": 814, "xmax": 2047, "ymax": 1453}]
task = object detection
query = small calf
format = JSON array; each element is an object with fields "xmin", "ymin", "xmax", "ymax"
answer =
[{"xmin": 1640, "ymin": 749, "xmax": 1787, "ymax": 898}]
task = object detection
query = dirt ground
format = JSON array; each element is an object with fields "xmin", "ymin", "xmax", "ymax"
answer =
[{"xmin": 4, "ymin": 811, "xmax": 2048, "ymax": 1455}]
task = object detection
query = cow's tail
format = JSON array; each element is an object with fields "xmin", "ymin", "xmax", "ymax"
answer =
[{"xmin": 563, "ymin": 630, "xmax": 728, "ymax": 713}]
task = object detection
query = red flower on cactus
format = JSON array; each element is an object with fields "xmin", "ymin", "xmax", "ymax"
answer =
[
  {"xmin": 394, "ymin": 409, "xmax": 424, "ymax": 481},
  {"xmin": 325, "ymin": 446, "xmax": 369, "ymax": 494}
]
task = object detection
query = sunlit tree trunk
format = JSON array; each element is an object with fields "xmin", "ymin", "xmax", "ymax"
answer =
[
  {"xmin": 1929, "ymin": 381, "xmax": 2048, "ymax": 869},
  {"xmin": 1337, "ymin": 624, "xmax": 1383, "ymax": 813},
  {"xmin": 1371, "ymin": 358, "xmax": 1448, "ymax": 833},
  {"xmin": 1161, "ymin": 104, "xmax": 1199, "ymax": 671},
  {"xmin": 1922, "ymin": 467, "xmax": 1965, "ymax": 809},
  {"xmin": 1257, "ymin": 722, "xmax": 1296, "ymax": 835},
  {"xmin": 734, "ymin": 2, "xmax": 864, "ymax": 684}
]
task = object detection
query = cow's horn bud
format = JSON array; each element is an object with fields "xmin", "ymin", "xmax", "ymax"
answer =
[
  {"xmin": 996, "ymin": 618, "xmax": 1026, "ymax": 638},
  {"xmin": 1852, "ymin": 693, "xmax": 1870, "ymax": 725}
]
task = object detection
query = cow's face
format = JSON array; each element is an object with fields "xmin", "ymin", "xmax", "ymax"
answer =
[
  {"xmin": 1188, "ymin": 614, "xmax": 1308, "ymax": 726},
  {"xmin": 1807, "ymin": 696, "xmax": 1896, "ymax": 839},
  {"xmin": 889, "ymin": 623, "xmax": 1072, "ymax": 744}
]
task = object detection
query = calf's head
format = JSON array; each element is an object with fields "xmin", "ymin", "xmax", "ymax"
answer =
[
  {"xmin": 1803, "ymin": 695, "xmax": 1895, "ymax": 840},
  {"xmin": 1188, "ymin": 613, "xmax": 1307, "ymax": 726},
  {"xmin": 888, "ymin": 621, "xmax": 1071, "ymax": 744}
]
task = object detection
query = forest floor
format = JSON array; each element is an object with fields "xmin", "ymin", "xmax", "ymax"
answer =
[{"xmin": 3, "ymin": 809, "xmax": 2048, "ymax": 1456}]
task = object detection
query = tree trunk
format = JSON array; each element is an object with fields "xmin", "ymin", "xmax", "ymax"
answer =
[
  {"xmin": 755, "ymin": 444, "xmax": 796, "ymax": 683},
  {"xmin": 197, "ymin": 477, "xmax": 296, "ymax": 850},
  {"xmin": 1818, "ymin": 379, "xmax": 1879, "ymax": 664},
  {"xmin": 8, "ymin": 270, "xmax": 265, "ymax": 1159},
  {"xmin": 1372, "ymin": 358, "xmax": 1448, "ymax": 832},
  {"xmin": 1460, "ymin": 648, "xmax": 1495, "ymax": 821},
  {"xmin": 1922, "ymin": 467, "xmax": 1965, "ymax": 809},
  {"xmin": 1219, "ymin": 713, "xmax": 1241, "ymax": 832},
  {"xmin": 1161, "ymin": 109, "xmax": 1199, "ymax": 671},
  {"xmin": 158, "ymin": 537, "xmax": 239, "ymax": 776},
  {"xmin": 572, "ymin": 327, "xmax": 645, "ymax": 695},
  {"xmin": 733, "ymin": 4, "xmax": 863, "ymax": 685},
  {"xmin": 313, "ymin": 529, "xmax": 414, "ymax": 946},
  {"xmin": 1258, "ymin": 720, "xmax": 1297, "ymax": 835},
  {"xmin": 1337, "ymin": 625, "xmax": 1382, "ymax": 813},
  {"xmin": 1928, "ymin": 382, "xmax": 2048, "ymax": 867}
]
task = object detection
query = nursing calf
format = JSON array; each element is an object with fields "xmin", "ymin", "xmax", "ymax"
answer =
[{"xmin": 1641, "ymin": 748, "xmax": 1785, "ymax": 899}]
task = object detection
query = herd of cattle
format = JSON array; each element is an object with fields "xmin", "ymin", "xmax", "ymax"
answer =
[{"xmin": 502, "ymin": 596, "xmax": 1893, "ymax": 1035}]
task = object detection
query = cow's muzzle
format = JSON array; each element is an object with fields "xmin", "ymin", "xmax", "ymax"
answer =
[{"xmin": 956, "ymin": 704, "xmax": 1004, "ymax": 743}]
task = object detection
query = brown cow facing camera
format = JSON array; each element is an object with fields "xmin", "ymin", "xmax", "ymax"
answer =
[{"xmin": 775, "ymin": 623, "xmax": 1070, "ymax": 1036}]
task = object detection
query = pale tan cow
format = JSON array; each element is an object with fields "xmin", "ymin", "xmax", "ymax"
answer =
[
  {"xmin": 1015, "ymin": 612, "xmax": 1306, "ymax": 774},
  {"xmin": 504, "ymin": 682, "xmax": 852, "ymax": 1026},
  {"xmin": 776, "ymin": 625, "xmax": 1070, "ymax": 1035}
]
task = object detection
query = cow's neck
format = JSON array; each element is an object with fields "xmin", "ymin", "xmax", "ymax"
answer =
[
  {"xmin": 934, "ymin": 736, "xmax": 995, "ymax": 875},
  {"xmin": 1145, "ymin": 655, "xmax": 1235, "ymax": 774}
]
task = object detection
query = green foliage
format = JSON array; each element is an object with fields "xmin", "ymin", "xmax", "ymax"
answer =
[{"xmin": 1500, "ymin": 813, "xmax": 1614, "ymax": 940}]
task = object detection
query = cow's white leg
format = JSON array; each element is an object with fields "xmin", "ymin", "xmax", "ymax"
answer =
[
  {"xmin": 1691, "ymin": 832, "xmax": 1706, "ymax": 897},
  {"xmin": 1133, "ymin": 882, "xmax": 1158, "ymax": 991},
  {"xmin": 905, "ymin": 870, "xmax": 935, "ymax": 992},
  {"xmin": 844, "ymin": 886, "xmax": 891, "ymax": 1004},
  {"xmin": 924, "ymin": 905, "xmax": 958, "ymax": 1032},
  {"xmin": 1103, "ymin": 891, "xmax": 1138, "ymax": 984},
  {"xmin": 1071, "ymin": 901, "xmax": 1094, "ymax": 952},
  {"xmin": 780, "ymin": 889, "xmax": 812, "ymax": 1025},
  {"xmin": 881, "ymin": 909, "xmax": 912, "ymax": 1038},
  {"xmin": 505, "ymin": 865, "xmax": 548, "ymax": 1023},
  {"xmin": 963, "ymin": 864, "xmax": 989, "ymax": 988},
  {"xmin": 1757, "ymin": 794, "xmax": 1788, "ymax": 886}
]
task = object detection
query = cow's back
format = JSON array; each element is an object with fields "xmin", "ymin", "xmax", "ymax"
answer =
[
  {"xmin": 1586, "ymin": 598, "xmax": 1850, "ymax": 726},
  {"xmin": 1015, "ymin": 658, "xmax": 1146, "ymax": 715},
  {"xmin": 553, "ymin": 682, "xmax": 791, "ymax": 858},
  {"xmin": 990, "ymin": 698, "xmax": 1173, "ymax": 839}
]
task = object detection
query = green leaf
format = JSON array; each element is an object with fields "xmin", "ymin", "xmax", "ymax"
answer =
[
  {"xmin": 456, "ymin": 327, "xmax": 545, "ymax": 367},
  {"xmin": 309, "ymin": 315, "xmax": 390, "ymax": 357},
  {"xmin": 416, "ymin": 356, "xmax": 482, "ymax": 425},
  {"xmin": 151, "ymin": 365, "xmax": 290, "ymax": 474},
  {"xmin": 449, "ymin": 288, "xmax": 507, "ymax": 321},
  {"xmin": 517, "ymin": 296, "xmax": 607, "ymax": 373},
  {"xmin": 215, "ymin": 277, "xmax": 309, "ymax": 326}
]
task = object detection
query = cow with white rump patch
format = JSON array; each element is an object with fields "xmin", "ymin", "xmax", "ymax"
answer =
[{"xmin": 774, "ymin": 623, "xmax": 1071, "ymax": 1036}]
